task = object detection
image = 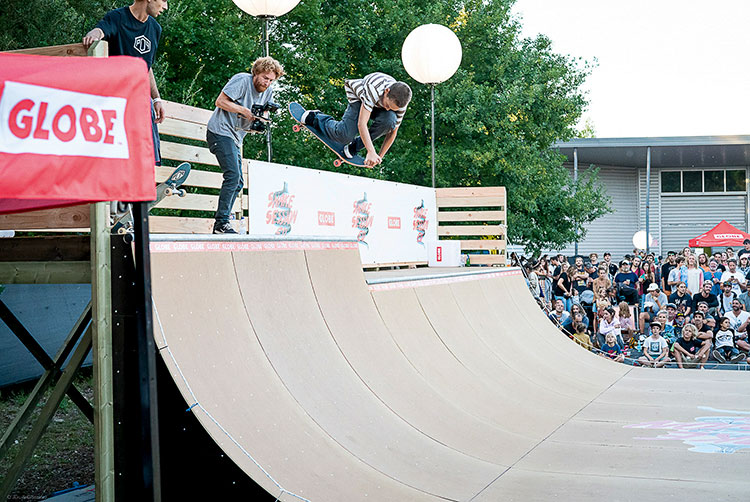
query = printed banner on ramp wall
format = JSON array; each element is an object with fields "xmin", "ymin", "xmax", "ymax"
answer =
[
  {"xmin": 248, "ymin": 161, "xmax": 438, "ymax": 265},
  {"xmin": 0, "ymin": 53, "xmax": 156, "ymax": 214}
]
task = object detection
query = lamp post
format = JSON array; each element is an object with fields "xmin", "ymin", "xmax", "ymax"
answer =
[
  {"xmin": 231, "ymin": 0, "xmax": 301, "ymax": 162},
  {"xmin": 401, "ymin": 24, "xmax": 462, "ymax": 187}
]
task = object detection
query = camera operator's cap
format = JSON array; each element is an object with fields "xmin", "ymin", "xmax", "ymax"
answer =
[
  {"xmin": 666, "ymin": 302, "xmax": 677, "ymax": 309},
  {"xmin": 647, "ymin": 283, "xmax": 659, "ymax": 292}
]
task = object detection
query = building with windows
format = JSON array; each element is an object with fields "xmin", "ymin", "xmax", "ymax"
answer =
[{"xmin": 552, "ymin": 136, "xmax": 750, "ymax": 259}]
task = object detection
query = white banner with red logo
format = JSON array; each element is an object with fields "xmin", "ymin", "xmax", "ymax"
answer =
[
  {"xmin": 247, "ymin": 161, "xmax": 438, "ymax": 265},
  {"xmin": 0, "ymin": 53, "xmax": 156, "ymax": 214}
]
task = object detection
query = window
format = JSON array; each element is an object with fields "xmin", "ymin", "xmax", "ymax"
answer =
[
  {"xmin": 682, "ymin": 171, "xmax": 702, "ymax": 192},
  {"xmin": 704, "ymin": 170, "xmax": 724, "ymax": 192},
  {"xmin": 661, "ymin": 169, "xmax": 747, "ymax": 194},
  {"xmin": 726, "ymin": 169, "xmax": 746, "ymax": 192},
  {"xmin": 661, "ymin": 172, "xmax": 681, "ymax": 193}
]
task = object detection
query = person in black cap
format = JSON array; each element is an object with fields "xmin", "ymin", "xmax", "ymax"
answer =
[{"xmin": 738, "ymin": 238, "xmax": 750, "ymax": 261}]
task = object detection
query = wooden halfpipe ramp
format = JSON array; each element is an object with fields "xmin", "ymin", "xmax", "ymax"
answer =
[{"xmin": 150, "ymin": 238, "xmax": 749, "ymax": 501}]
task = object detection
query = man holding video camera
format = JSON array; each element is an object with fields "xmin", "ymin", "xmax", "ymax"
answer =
[{"xmin": 207, "ymin": 57, "xmax": 284, "ymax": 233}]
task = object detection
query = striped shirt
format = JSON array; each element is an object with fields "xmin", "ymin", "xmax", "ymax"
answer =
[{"xmin": 344, "ymin": 72, "xmax": 407, "ymax": 127}]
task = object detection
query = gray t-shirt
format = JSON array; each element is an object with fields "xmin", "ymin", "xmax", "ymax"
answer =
[{"xmin": 207, "ymin": 73, "xmax": 273, "ymax": 146}]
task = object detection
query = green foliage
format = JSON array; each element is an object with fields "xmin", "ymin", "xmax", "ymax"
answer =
[{"xmin": 0, "ymin": 0, "xmax": 611, "ymax": 252}]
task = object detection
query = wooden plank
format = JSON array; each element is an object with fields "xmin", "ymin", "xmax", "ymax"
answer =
[
  {"xmin": 438, "ymin": 225, "xmax": 503, "ymax": 237},
  {"xmin": 160, "ymin": 141, "xmax": 218, "ymax": 166},
  {"xmin": 155, "ymin": 166, "xmax": 223, "ymax": 189},
  {"xmin": 154, "ymin": 193, "xmax": 240, "ymax": 213},
  {"xmin": 0, "ymin": 262, "xmax": 91, "ymax": 284},
  {"xmin": 458, "ymin": 240, "xmax": 506, "ymax": 251},
  {"xmin": 87, "ymin": 40, "xmax": 108, "ymax": 58},
  {"xmin": 0, "ymin": 236, "xmax": 90, "ymax": 261},
  {"xmin": 149, "ymin": 216, "xmax": 214, "ymax": 234},
  {"xmin": 5, "ymin": 43, "xmax": 87, "ymax": 57},
  {"xmin": 436, "ymin": 196, "xmax": 504, "ymax": 208},
  {"xmin": 437, "ymin": 210, "xmax": 505, "ymax": 222},
  {"xmin": 436, "ymin": 186, "xmax": 506, "ymax": 197},
  {"xmin": 466, "ymin": 254, "xmax": 506, "ymax": 266},
  {"xmin": 163, "ymin": 101, "xmax": 213, "ymax": 125},
  {"xmin": 159, "ymin": 118, "xmax": 206, "ymax": 142},
  {"xmin": 0, "ymin": 205, "xmax": 90, "ymax": 230}
]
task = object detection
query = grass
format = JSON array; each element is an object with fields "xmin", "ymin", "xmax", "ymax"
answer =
[{"xmin": 0, "ymin": 369, "xmax": 94, "ymax": 501}]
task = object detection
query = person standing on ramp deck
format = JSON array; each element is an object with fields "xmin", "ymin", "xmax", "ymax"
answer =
[
  {"xmin": 207, "ymin": 57, "xmax": 285, "ymax": 234},
  {"xmin": 300, "ymin": 72, "xmax": 412, "ymax": 168},
  {"xmin": 83, "ymin": 0, "xmax": 168, "ymax": 166}
]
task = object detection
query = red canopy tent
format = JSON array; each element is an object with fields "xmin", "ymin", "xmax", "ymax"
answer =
[{"xmin": 688, "ymin": 220, "xmax": 750, "ymax": 247}]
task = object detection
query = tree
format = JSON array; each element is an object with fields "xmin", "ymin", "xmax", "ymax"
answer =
[{"xmin": 0, "ymin": 0, "xmax": 611, "ymax": 253}]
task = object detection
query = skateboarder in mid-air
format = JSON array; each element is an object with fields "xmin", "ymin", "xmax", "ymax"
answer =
[{"xmin": 300, "ymin": 72, "xmax": 412, "ymax": 168}]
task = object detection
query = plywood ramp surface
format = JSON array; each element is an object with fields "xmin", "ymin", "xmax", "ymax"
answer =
[{"xmin": 151, "ymin": 242, "xmax": 750, "ymax": 502}]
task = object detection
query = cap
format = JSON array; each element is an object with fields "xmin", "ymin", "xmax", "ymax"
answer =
[
  {"xmin": 666, "ymin": 302, "xmax": 677, "ymax": 309},
  {"xmin": 647, "ymin": 283, "xmax": 659, "ymax": 292},
  {"xmin": 650, "ymin": 321, "xmax": 662, "ymax": 328},
  {"xmin": 723, "ymin": 280, "xmax": 733, "ymax": 286}
]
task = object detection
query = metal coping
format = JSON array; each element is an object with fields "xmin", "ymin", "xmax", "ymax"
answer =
[
  {"xmin": 367, "ymin": 267, "xmax": 522, "ymax": 290},
  {"xmin": 149, "ymin": 235, "xmax": 358, "ymax": 253}
]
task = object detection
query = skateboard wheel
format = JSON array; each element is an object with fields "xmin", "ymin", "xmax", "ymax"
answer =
[
  {"xmin": 333, "ymin": 159, "xmax": 342, "ymax": 167},
  {"xmin": 293, "ymin": 124, "xmax": 301, "ymax": 132},
  {"xmin": 177, "ymin": 189, "xmax": 186, "ymax": 197}
]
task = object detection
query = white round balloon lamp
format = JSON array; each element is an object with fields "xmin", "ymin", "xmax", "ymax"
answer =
[
  {"xmin": 231, "ymin": 0, "xmax": 301, "ymax": 18},
  {"xmin": 401, "ymin": 24, "xmax": 462, "ymax": 187},
  {"xmin": 632, "ymin": 231, "xmax": 655, "ymax": 251},
  {"xmin": 231, "ymin": 0, "xmax": 301, "ymax": 163}
]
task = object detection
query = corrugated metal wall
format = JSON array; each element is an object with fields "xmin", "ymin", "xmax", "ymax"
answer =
[
  {"xmin": 660, "ymin": 195, "xmax": 747, "ymax": 253},
  {"xmin": 638, "ymin": 167, "xmax": 662, "ymax": 255},
  {"xmin": 551, "ymin": 164, "xmax": 638, "ymax": 260},
  {"xmin": 538, "ymin": 164, "xmax": 749, "ymax": 261}
]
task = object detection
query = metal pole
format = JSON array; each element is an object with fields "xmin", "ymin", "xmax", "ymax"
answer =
[
  {"xmin": 573, "ymin": 147, "xmax": 578, "ymax": 256},
  {"xmin": 646, "ymin": 146, "xmax": 652, "ymax": 256},
  {"xmin": 431, "ymin": 83, "xmax": 436, "ymax": 187},
  {"xmin": 263, "ymin": 17, "xmax": 272, "ymax": 163}
]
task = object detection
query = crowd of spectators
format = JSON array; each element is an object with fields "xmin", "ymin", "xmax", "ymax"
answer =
[{"xmin": 519, "ymin": 241, "xmax": 750, "ymax": 368}]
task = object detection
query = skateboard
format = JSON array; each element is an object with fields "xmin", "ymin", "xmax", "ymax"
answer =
[
  {"xmin": 111, "ymin": 162, "xmax": 191, "ymax": 235},
  {"xmin": 288, "ymin": 102, "xmax": 367, "ymax": 168}
]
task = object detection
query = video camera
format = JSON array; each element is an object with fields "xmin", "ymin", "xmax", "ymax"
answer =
[{"xmin": 248, "ymin": 102, "xmax": 280, "ymax": 132}]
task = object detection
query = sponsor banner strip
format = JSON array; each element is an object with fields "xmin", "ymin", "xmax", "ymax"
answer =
[
  {"xmin": 150, "ymin": 240, "xmax": 359, "ymax": 253},
  {"xmin": 368, "ymin": 268, "xmax": 522, "ymax": 291}
]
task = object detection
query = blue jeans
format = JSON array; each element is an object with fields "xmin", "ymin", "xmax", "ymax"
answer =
[
  {"xmin": 207, "ymin": 130, "xmax": 242, "ymax": 225},
  {"xmin": 151, "ymin": 100, "xmax": 161, "ymax": 165},
  {"xmin": 316, "ymin": 102, "xmax": 397, "ymax": 153}
]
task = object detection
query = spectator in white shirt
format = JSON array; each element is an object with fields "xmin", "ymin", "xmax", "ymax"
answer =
[{"xmin": 720, "ymin": 258, "xmax": 746, "ymax": 296}]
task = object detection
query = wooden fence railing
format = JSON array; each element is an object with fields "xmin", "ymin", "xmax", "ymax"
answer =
[{"xmin": 436, "ymin": 186, "xmax": 507, "ymax": 266}]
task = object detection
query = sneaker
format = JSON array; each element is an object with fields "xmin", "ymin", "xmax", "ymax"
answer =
[
  {"xmin": 712, "ymin": 349, "xmax": 726, "ymax": 363},
  {"xmin": 343, "ymin": 142, "xmax": 357, "ymax": 159},
  {"xmin": 213, "ymin": 221, "xmax": 237, "ymax": 234},
  {"xmin": 300, "ymin": 109, "xmax": 319, "ymax": 127},
  {"xmin": 730, "ymin": 352, "xmax": 746, "ymax": 364}
]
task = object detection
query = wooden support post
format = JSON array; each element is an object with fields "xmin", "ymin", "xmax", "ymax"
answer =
[
  {"xmin": 0, "ymin": 326, "xmax": 93, "ymax": 500},
  {"xmin": 91, "ymin": 201, "xmax": 115, "ymax": 501},
  {"xmin": 0, "ymin": 301, "xmax": 93, "ymax": 460}
]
